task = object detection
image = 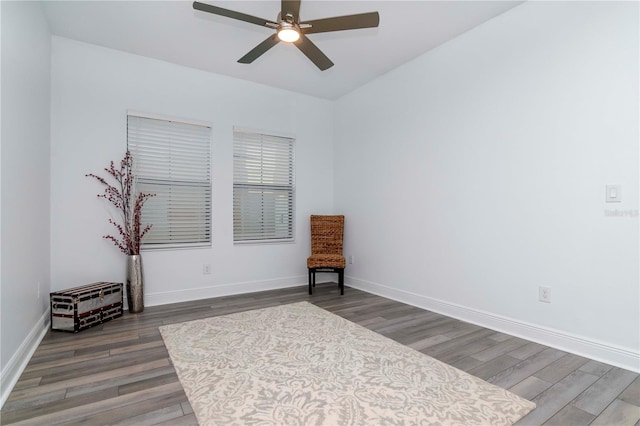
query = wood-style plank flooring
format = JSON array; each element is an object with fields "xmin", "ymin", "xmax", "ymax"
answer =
[{"xmin": 1, "ymin": 285, "xmax": 639, "ymax": 425}]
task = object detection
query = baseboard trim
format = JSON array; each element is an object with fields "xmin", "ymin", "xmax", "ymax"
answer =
[
  {"xmin": 5, "ymin": 277, "xmax": 634, "ymax": 411},
  {"xmin": 1, "ymin": 278, "xmax": 306, "ymax": 406},
  {"xmin": 1, "ymin": 308, "xmax": 50, "ymax": 408},
  {"xmin": 347, "ymin": 276, "xmax": 640, "ymax": 373},
  {"xmin": 145, "ymin": 275, "xmax": 307, "ymax": 307}
]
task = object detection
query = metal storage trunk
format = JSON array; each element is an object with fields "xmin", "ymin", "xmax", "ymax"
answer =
[{"xmin": 50, "ymin": 282, "xmax": 123, "ymax": 332}]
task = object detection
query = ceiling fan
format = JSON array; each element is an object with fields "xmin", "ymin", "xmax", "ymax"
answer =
[{"xmin": 193, "ymin": 1, "xmax": 380, "ymax": 71}]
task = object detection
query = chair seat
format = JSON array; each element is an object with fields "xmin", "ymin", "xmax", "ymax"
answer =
[{"xmin": 307, "ymin": 254, "xmax": 345, "ymax": 269}]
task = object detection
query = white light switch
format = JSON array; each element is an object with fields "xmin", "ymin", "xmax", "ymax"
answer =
[{"xmin": 605, "ymin": 185, "xmax": 621, "ymax": 203}]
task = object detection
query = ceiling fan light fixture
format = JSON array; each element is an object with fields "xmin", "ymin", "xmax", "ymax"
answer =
[{"xmin": 277, "ymin": 26, "xmax": 300, "ymax": 43}]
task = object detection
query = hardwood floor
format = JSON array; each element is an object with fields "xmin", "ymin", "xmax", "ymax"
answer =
[{"xmin": 1, "ymin": 285, "xmax": 638, "ymax": 425}]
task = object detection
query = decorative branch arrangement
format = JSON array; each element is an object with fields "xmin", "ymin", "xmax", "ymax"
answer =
[{"xmin": 86, "ymin": 151, "xmax": 155, "ymax": 255}]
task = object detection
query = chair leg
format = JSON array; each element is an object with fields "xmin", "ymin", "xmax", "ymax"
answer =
[{"xmin": 308, "ymin": 268, "xmax": 343, "ymax": 295}]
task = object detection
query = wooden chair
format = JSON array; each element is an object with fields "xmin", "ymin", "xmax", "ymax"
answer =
[{"xmin": 307, "ymin": 215, "xmax": 345, "ymax": 295}]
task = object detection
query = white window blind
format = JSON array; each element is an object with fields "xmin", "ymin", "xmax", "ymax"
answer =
[
  {"xmin": 233, "ymin": 129, "xmax": 295, "ymax": 242},
  {"xmin": 127, "ymin": 114, "xmax": 212, "ymax": 249}
]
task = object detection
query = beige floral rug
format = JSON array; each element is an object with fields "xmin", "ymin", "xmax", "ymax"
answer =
[{"xmin": 159, "ymin": 302, "xmax": 535, "ymax": 425}]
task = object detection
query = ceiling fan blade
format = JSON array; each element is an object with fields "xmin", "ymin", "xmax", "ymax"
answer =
[
  {"xmin": 281, "ymin": 0, "xmax": 301, "ymax": 22},
  {"xmin": 238, "ymin": 34, "xmax": 280, "ymax": 64},
  {"xmin": 295, "ymin": 34, "xmax": 334, "ymax": 71},
  {"xmin": 303, "ymin": 12, "xmax": 379, "ymax": 34},
  {"xmin": 193, "ymin": 1, "xmax": 278, "ymax": 28}
]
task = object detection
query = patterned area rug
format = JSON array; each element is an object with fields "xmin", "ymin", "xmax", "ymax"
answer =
[{"xmin": 159, "ymin": 302, "xmax": 535, "ymax": 425}]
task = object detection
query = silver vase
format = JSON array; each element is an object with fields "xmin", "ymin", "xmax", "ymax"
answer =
[{"xmin": 126, "ymin": 254, "xmax": 144, "ymax": 313}]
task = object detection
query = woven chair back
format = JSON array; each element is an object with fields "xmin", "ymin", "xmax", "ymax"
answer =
[{"xmin": 310, "ymin": 215, "xmax": 344, "ymax": 255}]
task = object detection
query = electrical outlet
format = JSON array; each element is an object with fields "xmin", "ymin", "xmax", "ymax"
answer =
[
  {"xmin": 203, "ymin": 264, "xmax": 211, "ymax": 275},
  {"xmin": 539, "ymin": 286, "xmax": 551, "ymax": 303},
  {"xmin": 348, "ymin": 255, "xmax": 354, "ymax": 265}
]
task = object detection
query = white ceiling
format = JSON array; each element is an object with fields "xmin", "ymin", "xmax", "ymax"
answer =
[{"xmin": 42, "ymin": 0, "xmax": 524, "ymax": 100}]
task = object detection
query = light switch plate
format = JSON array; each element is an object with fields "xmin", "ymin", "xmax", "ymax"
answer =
[{"xmin": 605, "ymin": 185, "xmax": 621, "ymax": 203}]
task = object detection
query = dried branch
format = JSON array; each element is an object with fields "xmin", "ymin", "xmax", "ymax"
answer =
[{"xmin": 86, "ymin": 151, "xmax": 155, "ymax": 255}]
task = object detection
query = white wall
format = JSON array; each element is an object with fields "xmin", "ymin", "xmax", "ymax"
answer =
[
  {"xmin": 0, "ymin": 1, "xmax": 52, "ymax": 404},
  {"xmin": 334, "ymin": 1, "xmax": 639, "ymax": 371},
  {"xmin": 50, "ymin": 37, "xmax": 334, "ymax": 304}
]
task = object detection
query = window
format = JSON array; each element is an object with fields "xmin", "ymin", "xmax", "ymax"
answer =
[
  {"xmin": 127, "ymin": 112, "xmax": 212, "ymax": 249},
  {"xmin": 233, "ymin": 128, "xmax": 295, "ymax": 243}
]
